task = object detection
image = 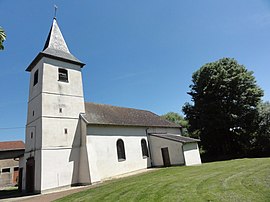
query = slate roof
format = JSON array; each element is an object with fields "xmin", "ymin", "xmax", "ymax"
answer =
[
  {"xmin": 149, "ymin": 133, "xmax": 200, "ymax": 143},
  {"xmin": 82, "ymin": 102, "xmax": 181, "ymax": 128},
  {"xmin": 0, "ymin": 141, "xmax": 25, "ymax": 151},
  {"xmin": 26, "ymin": 18, "xmax": 84, "ymax": 72}
]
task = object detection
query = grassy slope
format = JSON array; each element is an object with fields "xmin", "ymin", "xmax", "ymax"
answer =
[{"xmin": 56, "ymin": 158, "xmax": 270, "ymax": 202}]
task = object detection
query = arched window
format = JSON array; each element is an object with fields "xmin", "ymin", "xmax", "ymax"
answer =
[
  {"xmin": 141, "ymin": 139, "xmax": 149, "ymax": 158},
  {"xmin": 116, "ymin": 139, "xmax": 126, "ymax": 161}
]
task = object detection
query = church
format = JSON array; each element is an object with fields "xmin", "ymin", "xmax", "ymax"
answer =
[{"xmin": 19, "ymin": 18, "xmax": 201, "ymax": 193}]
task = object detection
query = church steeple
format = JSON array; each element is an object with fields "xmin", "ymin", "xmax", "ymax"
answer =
[
  {"xmin": 43, "ymin": 18, "xmax": 70, "ymax": 53},
  {"xmin": 26, "ymin": 18, "xmax": 85, "ymax": 71},
  {"xmin": 24, "ymin": 17, "xmax": 86, "ymax": 192}
]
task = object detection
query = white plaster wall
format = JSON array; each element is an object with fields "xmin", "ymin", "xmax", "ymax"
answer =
[
  {"xmin": 25, "ymin": 119, "xmax": 42, "ymax": 152},
  {"xmin": 41, "ymin": 148, "xmax": 80, "ymax": 191},
  {"xmin": 25, "ymin": 56, "xmax": 85, "ymax": 192},
  {"xmin": 183, "ymin": 143, "xmax": 202, "ymax": 166},
  {"xmin": 42, "ymin": 118, "xmax": 81, "ymax": 148},
  {"xmin": 42, "ymin": 94, "xmax": 85, "ymax": 118},
  {"xmin": 28, "ymin": 59, "xmax": 43, "ymax": 101},
  {"xmin": 78, "ymin": 119, "xmax": 91, "ymax": 185},
  {"xmin": 34, "ymin": 150, "xmax": 42, "ymax": 192},
  {"xmin": 38, "ymin": 58, "xmax": 84, "ymax": 191},
  {"xmin": 148, "ymin": 136, "xmax": 185, "ymax": 167},
  {"xmin": 27, "ymin": 94, "xmax": 42, "ymax": 124},
  {"xmin": 86, "ymin": 125, "xmax": 151, "ymax": 183},
  {"xmin": 42, "ymin": 58, "xmax": 84, "ymax": 97}
]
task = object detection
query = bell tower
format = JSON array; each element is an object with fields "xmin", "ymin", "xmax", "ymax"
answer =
[{"xmin": 23, "ymin": 18, "xmax": 85, "ymax": 193}]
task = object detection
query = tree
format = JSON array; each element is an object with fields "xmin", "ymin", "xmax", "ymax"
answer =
[
  {"xmin": 161, "ymin": 112, "xmax": 188, "ymax": 127},
  {"xmin": 183, "ymin": 58, "xmax": 263, "ymax": 160},
  {"xmin": 161, "ymin": 112, "xmax": 189, "ymax": 136},
  {"xmin": 251, "ymin": 101, "xmax": 270, "ymax": 157},
  {"xmin": 0, "ymin": 27, "xmax": 6, "ymax": 50}
]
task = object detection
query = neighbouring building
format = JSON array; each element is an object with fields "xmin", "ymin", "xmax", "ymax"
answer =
[
  {"xmin": 0, "ymin": 141, "xmax": 25, "ymax": 188},
  {"xmin": 20, "ymin": 17, "xmax": 201, "ymax": 193}
]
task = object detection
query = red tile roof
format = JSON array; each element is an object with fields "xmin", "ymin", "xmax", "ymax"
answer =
[{"xmin": 0, "ymin": 141, "xmax": 25, "ymax": 151}]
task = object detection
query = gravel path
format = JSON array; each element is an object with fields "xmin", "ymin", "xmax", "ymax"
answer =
[
  {"xmin": 2, "ymin": 185, "xmax": 91, "ymax": 202},
  {"xmin": 2, "ymin": 169, "xmax": 154, "ymax": 202}
]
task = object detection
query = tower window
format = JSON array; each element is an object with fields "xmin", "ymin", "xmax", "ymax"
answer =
[
  {"xmin": 33, "ymin": 69, "xmax": 39, "ymax": 86},
  {"xmin": 64, "ymin": 128, "xmax": 68, "ymax": 134},
  {"xmin": 59, "ymin": 108, "xmax": 62, "ymax": 113},
  {"xmin": 58, "ymin": 68, "xmax": 68, "ymax": 82},
  {"xmin": 141, "ymin": 139, "xmax": 149, "ymax": 158},
  {"xmin": 31, "ymin": 132, "xmax": 33, "ymax": 139},
  {"xmin": 116, "ymin": 139, "xmax": 126, "ymax": 161}
]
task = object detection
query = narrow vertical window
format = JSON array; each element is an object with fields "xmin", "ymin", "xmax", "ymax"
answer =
[
  {"xmin": 33, "ymin": 69, "xmax": 39, "ymax": 86},
  {"xmin": 64, "ymin": 128, "xmax": 68, "ymax": 134},
  {"xmin": 58, "ymin": 68, "xmax": 68, "ymax": 82},
  {"xmin": 116, "ymin": 139, "xmax": 126, "ymax": 161},
  {"xmin": 141, "ymin": 139, "xmax": 149, "ymax": 158}
]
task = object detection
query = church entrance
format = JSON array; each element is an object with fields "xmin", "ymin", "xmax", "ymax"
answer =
[
  {"xmin": 26, "ymin": 157, "xmax": 35, "ymax": 193},
  {"xmin": 161, "ymin": 147, "xmax": 171, "ymax": 167}
]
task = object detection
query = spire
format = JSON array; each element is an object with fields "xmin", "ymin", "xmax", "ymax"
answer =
[
  {"xmin": 26, "ymin": 18, "xmax": 85, "ymax": 72},
  {"xmin": 42, "ymin": 18, "xmax": 70, "ymax": 53}
]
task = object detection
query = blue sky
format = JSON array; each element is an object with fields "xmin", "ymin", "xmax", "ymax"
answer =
[{"xmin": 0, "ymin": 1, "xmax": 270, "ymax": 142}]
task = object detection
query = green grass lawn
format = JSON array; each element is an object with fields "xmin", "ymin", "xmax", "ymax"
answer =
[{"xmin": 56, "ymin": 158, "xmax": 270, "ymax": 202}]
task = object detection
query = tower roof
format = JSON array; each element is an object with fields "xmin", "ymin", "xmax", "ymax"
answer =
[{"xmin": 26, "ymin": 18, "xmax": 85, "ymax": 72}]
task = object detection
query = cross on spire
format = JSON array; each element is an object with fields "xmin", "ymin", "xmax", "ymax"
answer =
[{"xmin": 54, "ymin": 5, "xmax": 58, "ymax": 19}]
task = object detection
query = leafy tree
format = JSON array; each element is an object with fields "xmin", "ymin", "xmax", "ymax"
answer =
[
  {"xmin": 161, "ymin": 112, "xmax": 188, "ymax": 127},
  {"xmin": 161, "ymin": 112, "xmax": 189, "ymax": 136},
  {"xmin": 0, "ymin": 27, "xmax": 6, "ymax": 50},
  {"xmin": 183, "ymin": 58, "xmax": 263, "ymax": 160},
  {"xmin": 251, "ymin": 101, "xmax": 270, "ymax": 157}
]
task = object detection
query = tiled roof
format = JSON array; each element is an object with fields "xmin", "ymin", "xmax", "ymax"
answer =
[
  {"xmin": 82, "ymin": 102, "xmax": 181, "ymax": 128},
  {"xmin": 0, "ymin": 141, "xmax": 25, "ymax": 151},
  {"xmin": 149, "ymin": 133, "xmax": 200, "ymax": 143},
  {"xmin": 26, "ymin": 18, "xmax": 84, "ymax": 72}
]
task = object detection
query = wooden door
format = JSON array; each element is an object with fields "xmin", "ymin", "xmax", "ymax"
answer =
[
  {"xmin": 13, "ymin": 167, "xmax": 19, "ymax": 184},
  {"xmin": 161, "ymin": 147, "xmax": 171, "ymax": 167},
  {"xmin": 26, "ymin": 157, "xmax": 35, "ymax": 193}
]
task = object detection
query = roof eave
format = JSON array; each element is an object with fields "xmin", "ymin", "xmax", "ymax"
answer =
[
  {"xmin": 149, "ymin": 133, "xmax": 200, "ymax": 143},
  {"xmin": 84, "ymin": 122, "xmax": 181, "ymax": 128},
  {"xmin": 26, "ymin": 52, "xmax": 85, "ymax": 72}
]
